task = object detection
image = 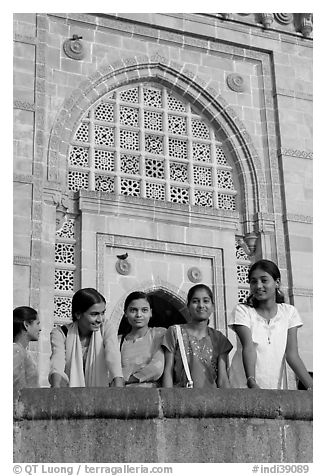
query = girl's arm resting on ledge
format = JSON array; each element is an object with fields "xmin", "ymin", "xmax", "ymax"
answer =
[
  {"xmin": 162, "ymin": 349, "xmax": 174, "ymax": 388},
  {"xmin": 285, "ymin": 327, "xmax": 313, "ymax": 390},
  {"xmin": 233, "ymin": 324, "xmax": 260, "ymax": 389},
  {"xmin": 49, "ymin": 372, "xmax": 68, "ymax": 388},
  {"xmin": 217, "ymin": 352, "xmax": 231, "ymax": 388}
]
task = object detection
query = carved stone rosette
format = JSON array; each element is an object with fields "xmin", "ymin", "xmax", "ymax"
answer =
[
  {"xmin": 226, "ymin": 73, "xmax": 246, "ymax": 93},
  {"xmin": 63, "ymin": 35, "xmax": 85, "ymax": 60},
  {"xmin": 187, "ymin": 267, "xmax": 203, "ymax": 283},
  {"xmin": 115, "ymin": 259, "xmax": 131, "ymax": 275}
]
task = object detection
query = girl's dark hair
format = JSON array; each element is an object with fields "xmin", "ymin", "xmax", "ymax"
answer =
[
  {"xmin": 123, "ymin": 291, "xmax": 151, "ymax": 312},
  {"xmin": 187, "ymin": 284, "xmax": 214, "ymax": 306},
  {"xmin": 72, "ymin": 288, "xmax": 106, "ymax": 321},
  {"xmin": 13, "ymin": 306, "xmax": 38, "ymax": 339},
  {"xmin": 246, "ymin": 259, "xmax": 285, "ymax": 306}
]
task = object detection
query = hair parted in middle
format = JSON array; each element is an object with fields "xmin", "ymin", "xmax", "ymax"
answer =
[
  {"xmin": 246, "ymin": 259, "xmax": 285, "ymax": 306},
  {"xmin": 71, "ymin": 288, "xmax": 106, "ymax": 321},
  {"xmin": 187, "ymin": 284, "xmax": 214, "ymax": 306}
]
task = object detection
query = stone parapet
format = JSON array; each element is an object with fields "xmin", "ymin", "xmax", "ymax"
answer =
[{"xmin": 14, "ymin": 388, "xmax": 313, "ymax": 463}]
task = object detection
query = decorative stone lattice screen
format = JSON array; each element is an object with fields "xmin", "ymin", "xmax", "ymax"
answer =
[
  {"xmin": 235, "ymin": 238, "xmax": 251, "ymax": 303},
  {"xmin": 68, "ymin": 83, "xmax": 237, "ymax": 210},
  {"xmin": 54, "ymin": 218, "xmax": 76, "ymax": 324}
]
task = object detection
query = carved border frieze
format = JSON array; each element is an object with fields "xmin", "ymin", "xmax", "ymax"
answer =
[
  {"xmin": 289, "ymin": 287, "xmax": 313, "ymax": 298},
  {"xmin": 13, "ymin": 174, "xmax": 33, "ymax": 183},
  {"xmin": 13, "ymin": 256, "xmax": 31, "ymax": 266},
  {"xmin": 284, "ymin": 214, "xmax": 313, "ymax": 224},
  {"xmin": 13, "ymin": 100, "xmax": 35, "ymax": 111},
  {"xmin": 278, "ymin": 148, "xmax": 313, "ymax": 160}
]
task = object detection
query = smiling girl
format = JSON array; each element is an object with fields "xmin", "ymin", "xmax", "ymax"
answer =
[
  {"xmin": 162, "ymin": 284, "xmax": 232, "ymax": 388},
  {"xmin": 119, "ymin": 291, "xmax": 166, "ymax": 387},
  {"xmin": 228, "ymin": 259, "xmax": 313, "ymax": 390},
  {"xmin": 49, "ymin": 288, "xmax": 123, "ymax": 387}
]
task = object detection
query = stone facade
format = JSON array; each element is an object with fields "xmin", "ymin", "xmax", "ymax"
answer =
[{"xmin": 13, "ymin": 13, "xmax": 313, "ymax": 386}]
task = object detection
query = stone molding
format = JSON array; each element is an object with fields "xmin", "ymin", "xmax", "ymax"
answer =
[
  {"xmin": 13, "ymin": 256, "xmax": 31, "ymax": 266},
  {"xmin": 51, "ymin": 13, "xmax": 313, "ymax": 43},
  {"xmin": 77, "ymin": 191, "xmax": 239, "ymax": 230},
  {"xmin": 278, "ymin": 148, "xmax": 313, "ymax": 160}
]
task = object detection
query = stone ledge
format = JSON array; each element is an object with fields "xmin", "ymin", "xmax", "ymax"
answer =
[{"xmin": 14, "ymin": 388, "xmax": 312, "ymax": 421}]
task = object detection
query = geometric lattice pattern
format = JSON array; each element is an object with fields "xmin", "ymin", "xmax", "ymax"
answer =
[
  {"xmin": 68, "ymin": 83, "xmax": 237, "ymax": 210},
  {"xmin": 53, "ymin": 296, "xmax": 73, "ymax": 324},
  {"xmin": 237, "ymin": 264, "xmax": 250, "ymax": 284},
  {"xmin": 54, "ymin": 218, "xmax": 76, "ymax": 324},
  {"xmin": 235, "ymin": 238, "xmax": 251, "ymax": 303}
]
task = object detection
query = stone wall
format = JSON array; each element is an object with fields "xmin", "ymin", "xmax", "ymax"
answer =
[{"xmin": 13, "ymin": 388, "xmax": 313, "ymax": 463}]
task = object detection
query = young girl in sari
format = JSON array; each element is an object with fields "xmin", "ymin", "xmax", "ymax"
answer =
[
  {"xmin": 49, "ymin": 288, "xmax": 123, "ymax": 387},
  {"xmin": 13, "ymin": 306, "xmax": 41, "ymax": 393},
  {"xmin": 162, "ymin": 284, "xmax": 232, "ymax": 388},
  {"xmin": 228, "ymin": 259, "xmax": 313, "ymax": 390},
  {"xmin": 119, "ymin": 291, "xmax": 166, "ymax": 387}
]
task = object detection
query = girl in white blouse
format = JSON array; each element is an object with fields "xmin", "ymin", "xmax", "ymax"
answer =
[{"xmin": 228, "ymin": 259, "xmax": 313, "ymax": 390}]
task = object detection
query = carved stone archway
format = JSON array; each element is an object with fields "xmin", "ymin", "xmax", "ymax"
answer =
[{"xmin": 47, "ymin": 53, "xmax": 268, "ymax": 230}]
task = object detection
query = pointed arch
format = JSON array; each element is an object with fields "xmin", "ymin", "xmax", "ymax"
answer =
[
  {"xmin": 47, "ymin": 53, "xmax": 268, "ymax": 220},
  {"xmin": 109, "ymin": 279, "xmax": 188, "ymax": 329}
]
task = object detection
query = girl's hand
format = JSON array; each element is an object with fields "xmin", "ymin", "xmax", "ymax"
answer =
[
  {"xmin": 247, "ymin": 376, "xmax": 260, "ymax": 389},
  {"xmin": 111, "ymin": 377, "xmax": 125, "ymax": 387},
  {"xmin": 128, "ymin": 375, "xmax": 140, "ymax": 384}
]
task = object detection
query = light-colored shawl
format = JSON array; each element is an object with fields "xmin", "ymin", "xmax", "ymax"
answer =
[{"xmin": 65, "ymin": 321, "xmax": 108, "ymax": 387}]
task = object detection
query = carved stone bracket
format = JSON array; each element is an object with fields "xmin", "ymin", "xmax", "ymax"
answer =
[
  {"xmin": 50, "ymin": 192, "xmax": 70, "ymax": 230},
  {"xmin": 260, "ymin": 13, "xmax": 274, "ymax": 28},
  {"xmin": 299, "ymin": 13, "xmax": 313, "ymax": 37}
]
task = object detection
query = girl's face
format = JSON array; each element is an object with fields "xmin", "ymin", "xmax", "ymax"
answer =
[
  {"xmin": 125, "ymin": 298, "xmax": 152, "ymax": 330},
  {"xmin": 25, "ymin": 317, "xmax": 41, "ymax": 341},
  {"xmin": 76, "ymin": 302, "xmax": 106, "ymax": 334},
  {"xmin": 188, "ymin": 288, "xmax": 213, "ymax": 322},
  {"xmin": 249, "ymin": 268, "xmax": 279, "ymax": 302}
]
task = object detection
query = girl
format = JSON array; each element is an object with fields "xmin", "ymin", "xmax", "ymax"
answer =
[
  {"xmin": 162, "ymin": 284, "xmax": 232, "ymax": 388},
  {"xmin": 13, "ymin": 306, "xmax": 41, "ymax": 393},
  {"xmin": 49, "ymin": 288, "xmax": 124, "ymax": 387},
  {"xmin": 228, "ymin": 259, "xmax": 313, "ymax": 390},
  {"xmin": 119, "ymin": 291, "xmax": 166, "ymax": 387}
]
